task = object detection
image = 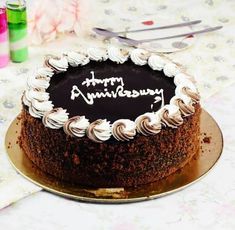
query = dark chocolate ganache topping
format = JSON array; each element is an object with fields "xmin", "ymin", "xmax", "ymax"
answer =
[{"xmin": 47, "ymin": 60, "xmax": 176, "ymax": 123}]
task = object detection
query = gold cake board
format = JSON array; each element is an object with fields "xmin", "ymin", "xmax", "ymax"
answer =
[{"xmin": 5, "ymin": 109, "xmax": 223, "ymax": 203}]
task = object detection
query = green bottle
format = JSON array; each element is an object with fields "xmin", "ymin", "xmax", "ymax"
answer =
[{"xmin": 6, "ymin": 0, "xmax": 28, "ymax": 63}]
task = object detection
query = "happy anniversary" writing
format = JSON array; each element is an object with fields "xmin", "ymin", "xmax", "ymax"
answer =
[{"xmin": 71, "ymin": 71, "xmax": 165, "ymax": 108}]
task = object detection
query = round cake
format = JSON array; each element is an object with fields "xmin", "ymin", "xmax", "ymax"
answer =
[{"xmin": 20, "ymin": 46, "xmax": 201, "ymax": 187}]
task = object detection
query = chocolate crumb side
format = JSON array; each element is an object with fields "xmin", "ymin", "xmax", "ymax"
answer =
[{"xmin": 19, "ymin": 104, "xmax": 201, "ymax": 187}]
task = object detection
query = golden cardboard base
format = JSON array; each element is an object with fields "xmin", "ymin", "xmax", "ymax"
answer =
[{"xmin": 5, "ymin": 110, "xmax": 223, "ymax": 203}]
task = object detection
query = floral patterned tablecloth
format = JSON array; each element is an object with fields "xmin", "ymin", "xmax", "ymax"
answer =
[{"xmin": 0, "ymin": 0, "xmax": 235, "ymax": 229}]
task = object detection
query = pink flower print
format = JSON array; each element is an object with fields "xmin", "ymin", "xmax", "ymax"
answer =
[
  {"xmin": 28, "ymin": 1, "xmax": 45, "ymax": 44},
  {"xmin": 39, "ymin": 1, "xmax": 64, "ymax": 42},
  {"xmin": 27, "ymin": 0, "xmax": 90, "ymax": 44}
]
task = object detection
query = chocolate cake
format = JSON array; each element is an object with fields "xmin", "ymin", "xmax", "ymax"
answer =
[{"xmin": 20, "ymin": 47, "xmax": 201, "ymax": 187}]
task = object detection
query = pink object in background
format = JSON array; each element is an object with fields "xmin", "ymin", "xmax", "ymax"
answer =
[
  {"xmin": 28, "ymin": 0, "xmax": 90, "ymax": 45},
  {"xmin": 0, "ymin": 7, "xmax": 9, "ymax": 68}
]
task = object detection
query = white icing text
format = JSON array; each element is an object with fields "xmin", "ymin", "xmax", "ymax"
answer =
[{"xmin": 71, "ymin": 71, "xmax": 164, "ymax": 107}]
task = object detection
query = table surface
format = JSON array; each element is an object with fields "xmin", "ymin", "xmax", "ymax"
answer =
[{"xmin": 0, "ymin": 0, "xmax": 235, "ymax": 229}]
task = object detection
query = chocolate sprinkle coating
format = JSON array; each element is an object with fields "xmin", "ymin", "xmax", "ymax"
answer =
[{"xmin": 20, "ymin": 104, "xmax": 201, "ymax": 187}]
